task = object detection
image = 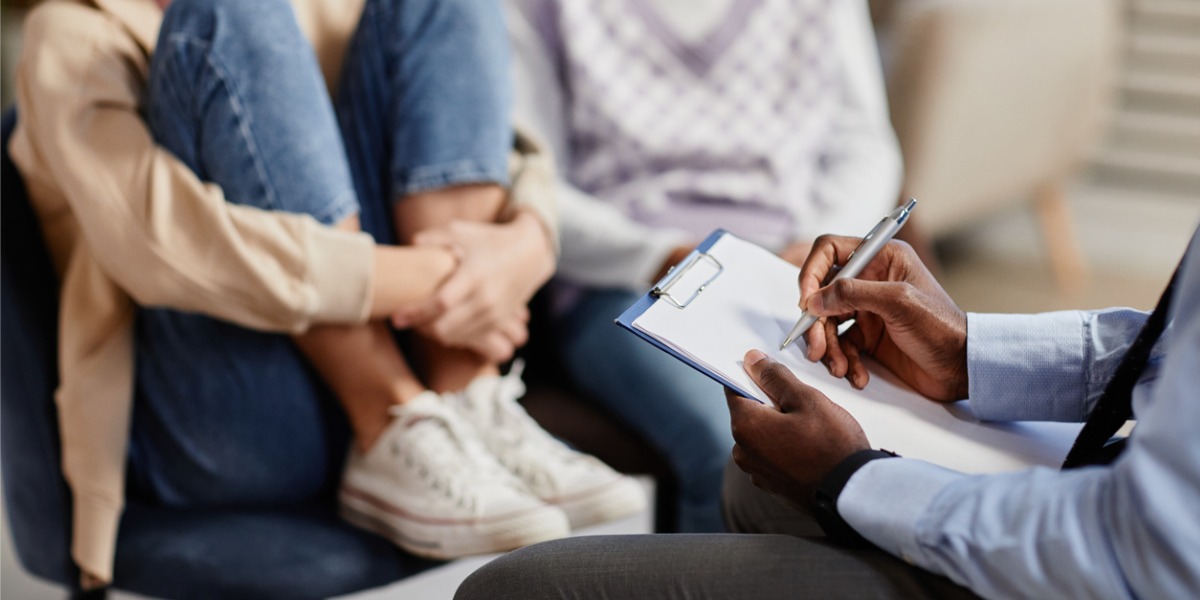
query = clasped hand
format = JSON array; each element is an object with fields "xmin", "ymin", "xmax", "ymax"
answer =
[{"xmin": 391, "ymin": 211, "xmax": 555, "ymax": 362}]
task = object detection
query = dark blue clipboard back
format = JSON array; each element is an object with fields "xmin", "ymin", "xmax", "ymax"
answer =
[{"xmin": 614, "ymin": 229, "xmax": 760, "ymax": 400}]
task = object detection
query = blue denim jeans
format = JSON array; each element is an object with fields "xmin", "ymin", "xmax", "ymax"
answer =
[
  {"xmin": 128, "ymin": 0, "xmax": 511, "ymax": 508},
  {"xmin": 558, "ymin": 289, "xmax": 734, "ymax": 532}
]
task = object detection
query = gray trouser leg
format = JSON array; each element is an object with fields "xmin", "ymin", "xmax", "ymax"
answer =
[{"xmin": 456, "ymin": 460, "xmax": 978, "ymax": 600}]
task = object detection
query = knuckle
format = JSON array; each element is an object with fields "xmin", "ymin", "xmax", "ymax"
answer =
[
  {"xmin": 832, "ymin": 277, "xmax": 855, "ymax": 294},
  {"xmin": 485, "ymin": 336, "xmax": 509, "ymax": 358},
  {"xmin": 511, "ymin": 327, "xmax": 529, "ymax": 346},
  {"xmin": 731, "ymin": 444, "xmax": 748, "ymax": 466},
  {"xmin": 434, "ymin": 295, "xmax": 452, "ymax": 314},
  {"xmin": 894, "ymin": 281, "xmax": 921, "ymax": 308},
  {"xmin": 890, "ymin": 239, "xmax": 914, "ymax": 255},
  {"xmin": 890, "ymin": 240, "xmax": 919, "ymax": 270},
  {"xmin": 830, "ymin": 278, "xmax": 856, "ymax": 307},
  {"xmin": 483, "ymin": 306, "xmax": 503, "ymax": 325}
]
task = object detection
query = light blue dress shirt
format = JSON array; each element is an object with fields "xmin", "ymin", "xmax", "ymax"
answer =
[{"xmin": 837, "ymin": 228, "xmax": 1200, "ymax": 599}]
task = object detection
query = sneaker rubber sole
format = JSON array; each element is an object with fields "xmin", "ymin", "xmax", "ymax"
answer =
[
  {"xmin": 546, "ymin": 476, "xmax": 647, "ymax": 530},
  {"xmin": 339, "ymin": 485, "xmax": 570, "ymax": 560}
]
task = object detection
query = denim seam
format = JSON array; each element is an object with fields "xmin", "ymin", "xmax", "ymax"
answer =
[
  {"xmin": 394, "ymin": 160, "xmax": 509, "ymax": 197},
  {"xmin": 166, "ymin": 34, "xmax": 281, "ymax": 214},
  {"xmin": 165, "ymin": 34, "xmax": 359, "ymax": 227}
]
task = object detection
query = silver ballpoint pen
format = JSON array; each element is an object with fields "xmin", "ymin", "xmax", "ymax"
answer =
[{"xmin": 780, "ymin": 198, "xmax": 918, "ymax": 350}]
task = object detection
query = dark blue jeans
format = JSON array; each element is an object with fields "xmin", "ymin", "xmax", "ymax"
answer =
[
  {"xmin": 128, "ymin": 0, "xmax": 511, "ymax": 508},
  {"xmin": 559, "ymin": 289, "xmax": 733, "ymax": 532}
]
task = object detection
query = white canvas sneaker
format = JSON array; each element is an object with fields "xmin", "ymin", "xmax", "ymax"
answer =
[
  {"xmin": 448, "ymin": 361, "xmax": 647, "ymax": 530},
  {"xmin": 339, "ymin": 391, "xmax": 569, "ymax": 560}
]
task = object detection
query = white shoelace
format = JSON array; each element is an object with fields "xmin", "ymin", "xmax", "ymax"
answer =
[
  {"xmin": 466, "ymin": 361, "xmax": 595, "ymax": 494},
  {"xmin": 388, "ymin": 400, "xmax": 523, "ymax": 511}
]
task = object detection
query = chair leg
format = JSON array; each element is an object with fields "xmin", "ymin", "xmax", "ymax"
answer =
[{"xmin": 1034, "ymin": 182, "xmax": 1088, "ymax": 292}]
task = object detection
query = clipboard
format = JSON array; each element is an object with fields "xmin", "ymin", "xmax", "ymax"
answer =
[
  {"xmin": 616, "ymin": 229, "xmax": 759, "ymax": 400},
  {"xmin": 614, "ymin": 229, "xmax": 1084, "ymax": 474}
]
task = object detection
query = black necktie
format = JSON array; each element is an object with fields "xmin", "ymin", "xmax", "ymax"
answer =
[{"xmin": 1061, "ymin": 266, "xmax": 1180, "ymax": 469}]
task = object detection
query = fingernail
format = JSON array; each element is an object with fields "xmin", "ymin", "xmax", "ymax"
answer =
[{"xmin": 745, "ymin": 349, "xmax": 769, "ymax": 366}]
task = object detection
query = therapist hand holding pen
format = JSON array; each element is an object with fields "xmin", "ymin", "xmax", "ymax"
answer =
[
  {"xmin": 788, "ymin": 200, "xmax": 970, "ymax": 401},
  {"xmin": 781, "ymin": 199, "xmax": 918, "ymax": 350}
]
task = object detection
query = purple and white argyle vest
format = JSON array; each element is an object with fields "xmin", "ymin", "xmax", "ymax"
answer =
[{"xmin": 525, "ymin": 0, "xmax": 839, "ymax": 248}]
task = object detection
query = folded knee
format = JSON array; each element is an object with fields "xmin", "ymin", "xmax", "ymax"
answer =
[
  {"xmin": 454, "ymin": 542, "xmax": 566, "ymax": 600},
  {"xmin": 161, "ymin": 0, "xmax": 296, "ymax": 44}
]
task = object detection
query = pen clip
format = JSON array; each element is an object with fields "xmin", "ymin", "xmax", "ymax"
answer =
[{"xmin": 651, "ymin": 252, "xmax": 724, "ymax": 309}]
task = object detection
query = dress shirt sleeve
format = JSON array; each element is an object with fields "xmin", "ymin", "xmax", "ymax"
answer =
[
  {"xmin": 506, "ymin": 0, "xmax": 690, "ymax": 289},
  {"xmin": 801, "ymin": 0, "xmax": 902, "ymax": 240},
  {"xmin": 15, "ymin": 5, "xmax": 374, "ymax": 334},
  {"xmin": 837, "ymin": 231, "xmax": 1200, "ymax": 599},
  {"xmin": 966, "ymin": 308, "xmax": 1153, "ymax": 422}
]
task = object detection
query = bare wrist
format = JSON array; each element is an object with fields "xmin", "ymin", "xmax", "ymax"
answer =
[{"xmin": 369, "ymin": 246, "xmax": 457, "ymax": 317}]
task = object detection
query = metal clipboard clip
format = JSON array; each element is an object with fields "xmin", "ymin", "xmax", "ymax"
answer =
[{"xmin": 650, "ymin": 251, "xmax": 724, "ymax": 309}]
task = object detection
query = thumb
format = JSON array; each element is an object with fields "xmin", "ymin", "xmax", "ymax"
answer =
[{"xmin": 742, "ymin": 349, "xmax": 815, "ymax": 413}]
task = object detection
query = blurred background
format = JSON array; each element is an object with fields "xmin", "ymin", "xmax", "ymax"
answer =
[
  {"xmin": 2, "ymin": 0, "xmax": 1198, "ymax": 597},
  {"xmin": 865, "ymin": 0, "xmax": 1200, "ymax": 314}
]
